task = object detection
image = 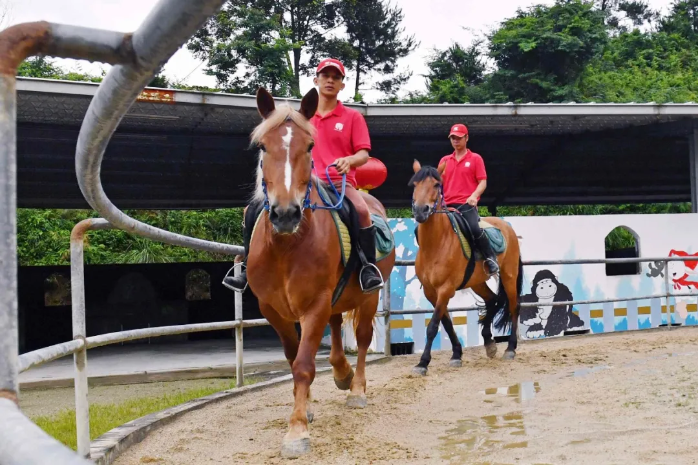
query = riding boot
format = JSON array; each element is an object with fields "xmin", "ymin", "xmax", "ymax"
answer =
[
  {"xmin": 223, "ymin": 258, "xmax": 248, "ymax": 292},
  {"xmin": 358, "ymin": 225, "xmax": 384, "ymax": 293},
  {"xmin": 222, "ymin": 207, "xmax": 256, "ymax": 293},
  {"xmin": 475, "ymin": 230, "xmax": 500, "ymax": 275}
]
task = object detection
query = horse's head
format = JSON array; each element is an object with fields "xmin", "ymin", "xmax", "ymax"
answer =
[
  {"xmin": 409, "ymin": 159, "xmax": 445, "ymax": 223},
  {"xmin": 252, "ymin": 87, "xmax": 318, "ymax": 234}
]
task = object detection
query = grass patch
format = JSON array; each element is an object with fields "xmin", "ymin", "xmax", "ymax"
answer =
[{"xmin": 32, "ymin": 377, "xmax": 258, "ymax": 450}]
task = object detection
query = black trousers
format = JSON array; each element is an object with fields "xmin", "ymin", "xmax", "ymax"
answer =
[{"xmin": 447, "ymin": 203, "xmax": 483, "ymax": 238}]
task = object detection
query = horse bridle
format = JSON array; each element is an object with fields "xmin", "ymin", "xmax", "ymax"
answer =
[
  {"xmin": 260, "ymin": 158, "xmax": 346, "ymax": 214},
  {"xmin": 412, "ymin": 184, "xmax": 447, "ymax": 220}
]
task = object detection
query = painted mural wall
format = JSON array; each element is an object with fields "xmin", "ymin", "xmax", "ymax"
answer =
[{"xmin": 334, "ymin": 213, "xmax": 698, "ymax": 354}]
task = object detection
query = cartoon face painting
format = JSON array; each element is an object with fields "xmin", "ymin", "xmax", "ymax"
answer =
[{"xmin": 535, "ymin": 278, "xmax": 557, "ymax": 299}]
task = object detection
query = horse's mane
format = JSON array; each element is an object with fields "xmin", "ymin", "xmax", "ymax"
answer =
[
  {"xmin": 408, "ymin": 165, "xmax": 442, "ymax": 187},
  {"xmin": 250, "ymin": 104, "xmax": 317, "ymax": 204}
]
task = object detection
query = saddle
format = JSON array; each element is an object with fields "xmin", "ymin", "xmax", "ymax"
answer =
[
  {"xmin": 246, "ymin": 181, "xmax": 394, "ymax": 306},
  {"xmin": 414, "ymin": 210, "xmax": 507, "ymax": 290}
]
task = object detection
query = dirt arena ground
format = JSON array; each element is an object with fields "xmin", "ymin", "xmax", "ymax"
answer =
[{"xmin": 114, "ymin": 328, "xmax": 698, "ymax": 465}]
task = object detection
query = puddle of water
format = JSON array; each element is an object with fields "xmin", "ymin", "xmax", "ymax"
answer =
[
  {"xmin": 439, "ymin": 412, "xmax": 528, "ymax": 462},
  {"xmin": 480, "ymin": 381, "xmax": 541, "ymax": 403}
]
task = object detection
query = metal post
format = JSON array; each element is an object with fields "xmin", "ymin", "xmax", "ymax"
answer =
[
  {"xmin": 70, "ymin": 220, "xmax": 94, "ymax": 458},
  {"xmin": 664, "ymin": 259, "xmax": 672, "ymax": 330},
  {"xmin": 383, "ymin": 275, "xmax": 391, "ymax": 357},
  {"xmin": 234, "ymin": 266, "xmax": 244, "ymax": 388},
  {"xmin": 0, "ymin": 74, "xmax": 18, "ymax": 404}
]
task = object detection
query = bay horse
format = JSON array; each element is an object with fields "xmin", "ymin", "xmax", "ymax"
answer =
[
  {"xmin": 409, "ymin": 160, "xmax": 523, "ymax": 376},
  {"xmin": 245, "ymin": 87, "xmax": 395, "ymax": 457}
]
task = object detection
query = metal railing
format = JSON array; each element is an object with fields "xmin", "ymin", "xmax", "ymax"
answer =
[{"xmin": 0, "ymin": 1, "xmax": 234, "ymax": 463}]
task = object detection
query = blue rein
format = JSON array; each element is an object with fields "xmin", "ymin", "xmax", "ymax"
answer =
[{"xmin": 261, "ymin": 160, "xmax": 346, "ymax": 213}]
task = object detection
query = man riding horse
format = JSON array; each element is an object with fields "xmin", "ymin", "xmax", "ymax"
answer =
[
  {"xmin": 224, "ymin": 58, "xmax": 384, "ymax": 294},
  {"xmin": 438, "ymin": 123, "xmax": 499, "ymax": 275}
]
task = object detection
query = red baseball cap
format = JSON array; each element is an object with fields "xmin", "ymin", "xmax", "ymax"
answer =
[
  {"xmin": 316, "ymin": 58, "xmax": 346, "ymax": 77},
  {"xmin": 448, "ymin": 123, "xmax": 468, "ymax": 138}
]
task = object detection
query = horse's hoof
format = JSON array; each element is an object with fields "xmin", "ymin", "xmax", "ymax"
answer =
[
  {"xmin": 281, "ymin": 437, "xmax": 310, "ymax": 458},
  {"xmin": 346, "ymin": 394, "xmax": 367, "ymax": 409},
  {"xmin": 307, "ymin": 411, "xmax": 314, "ymax": 423},
  {"xmin": 334, "ymin": 368, "xmax": 354, "ymax": 391},
  {"xmin": 485, "ymin": 343, "xmax": 497, "ymax": 359},
  {"xmin": 449, "ymin": 359, "xmax": 462, "ymax": 368},
  {"xmin": 503, "ymin": 351, "xmax": 516, "ymax": 360},
  {"xmin": 412, "ymin": 366, "xmax": 428, "ymax": 376}
]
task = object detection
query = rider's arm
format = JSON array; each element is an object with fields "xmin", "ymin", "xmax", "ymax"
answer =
[{"xmin": 335, "ymin": 112, "xmax": 371, "ymax": 174}]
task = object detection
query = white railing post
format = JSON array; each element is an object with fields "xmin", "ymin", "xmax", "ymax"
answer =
[
  {"xmin": 234, "ymin": 266, "xmax": 244, "ymax": 387},
  {"xmin": 70, "ymin": 220, "xmax": 96, "ymax": 458},
  {"xmin": 383, "ymin": 275, "xmax": 391, "ymax": 357}
]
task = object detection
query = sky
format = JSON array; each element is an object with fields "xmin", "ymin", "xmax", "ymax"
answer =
[{"xmin": 4, "ymin": 0, "xmax": 678, "ymax": 102}]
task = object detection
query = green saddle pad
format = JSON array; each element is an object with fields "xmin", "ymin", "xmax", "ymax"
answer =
[{"xmin": 446, "ymin": 212, "xmax": 507, "ymax": 259}]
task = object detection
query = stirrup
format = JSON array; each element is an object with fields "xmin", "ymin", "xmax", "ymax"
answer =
[
  {"xmin": 222, "ymin": 262, "xmax": 248, "ymax": 293},
  {"xmin": 482, "ymin": 258, "xmax": 499, "ymax": 277},
  {"xmin": 359, "ymin": 263, "xmax": 384, "ymax": 293}
]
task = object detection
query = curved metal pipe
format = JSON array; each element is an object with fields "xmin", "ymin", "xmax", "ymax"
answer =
[{"xmin": 75, "ymin": 0, "xmax": 242, "ymax": 256}]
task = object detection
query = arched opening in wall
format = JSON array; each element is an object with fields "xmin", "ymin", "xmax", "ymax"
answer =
[
  {"xmin": 186, "ymin": 269, "xmax": 211, "ymax": 301},
  {"xmin": 605, "ymin": 226, "xmax": 640, "ymax": 276},
  {"xmin": 44, "ymin": 273, "xmax": 71, "ymax": 307}
]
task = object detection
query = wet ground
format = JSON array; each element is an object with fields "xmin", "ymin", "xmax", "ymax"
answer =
[{"xmin": 114, "ymin": 328, "xmax": 698, "ymax": 464}]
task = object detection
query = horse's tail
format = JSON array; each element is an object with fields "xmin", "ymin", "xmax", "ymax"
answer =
[
  {"xmin": 516, "ymin": 255, "xmax": 523, "ymax": 299},
  {"xmin": 491, "ymin": 256, "xmax": 522, "ymax": 334},
  {"xmin": 343, "ymin": 305, "xmax": 379, "ymax": 347}
]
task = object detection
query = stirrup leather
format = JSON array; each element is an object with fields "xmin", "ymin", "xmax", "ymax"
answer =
[
  {"xmin": 359, "ymin": 263, "xmax": 384, "ymax": 293},
  {"xmin": 222, "ymin": 262, "xmax": 248, "ymax": 293}
]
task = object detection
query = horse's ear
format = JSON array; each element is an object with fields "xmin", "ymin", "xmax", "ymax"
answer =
[
  {"xmin": 299, "ymin": 88, "xmax": 318, "ymax": 120},
  {"xmin": 256, "ymin": 87, "xmax": 275, "ymax": 119},
  {"xmin": 437, "ymin": 162, "xmax": 446, "ymax": 176},
  {"xmin": 412, "ymin": 159, "xmax": 421, "ymax": 174}
]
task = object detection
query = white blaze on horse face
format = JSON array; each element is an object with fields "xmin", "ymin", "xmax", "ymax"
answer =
[{"xmin": 282, "ymin": 126, "xmax": 293, "ymax": 192}]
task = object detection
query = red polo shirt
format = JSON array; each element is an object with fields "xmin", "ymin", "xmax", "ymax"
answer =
[
  {"xmin": 310, "ymin": 101, "xmax": 371, "ymax": 186},
  {"xmin": 439, "ymin": 150, "xmax": 487, "ymax": 205}
]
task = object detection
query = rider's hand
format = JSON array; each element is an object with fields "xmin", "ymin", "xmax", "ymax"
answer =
[
  {"xmin": 333, "ymin": 158, "xmax": 351, "ymax": 175},
  {"xmin": 466, "ymin": 195, "xmax": 478, "ymax": 207}
]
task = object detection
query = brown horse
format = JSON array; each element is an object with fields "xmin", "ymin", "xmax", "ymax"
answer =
[
  {"xmin": 245, "ymin": 87, "xmax": 395, "ymax": 457},
  {"xmin": 409, "ymin": 160, "xmax": 523, "ymax": 375}
]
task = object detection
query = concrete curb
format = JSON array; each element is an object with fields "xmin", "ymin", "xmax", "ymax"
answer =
[{"xmin": 89, "ymin": 356, "xmax": 389, "ymax": 465}]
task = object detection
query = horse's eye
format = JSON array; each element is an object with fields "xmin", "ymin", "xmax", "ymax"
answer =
[
  {"xmin": 308, "ymin": 142, "xmax": 314, "ymax": 152},
  {"xmin": 434, "ymin": 183, "xmax": 441, "ymax": 189},
  {"xmin": 258, "ymin": 144, "xmax": 266, "ymax": 152}
]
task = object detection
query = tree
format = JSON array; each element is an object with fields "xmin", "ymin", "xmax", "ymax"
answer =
[
  {"xmin": 17, "ymin": 57, "xmax": 103, "ymax": 83},
  {"xmin": 326, "ymin": 0, "xmax": 417, "ymax": 101},
  {"xmin": 187, "ymin": 0, "xmax": 339, "ymax": 97},
  {"xmin": 487, "ymin": 0, "xmax": 607, "ymax": 103},
  {"xmin": 660, "ymin": 0, "xmax": 698, "ymax": 42},
  {"xmin": 419, "ymin": 42, "xmax": 489, "ymax": 103}
]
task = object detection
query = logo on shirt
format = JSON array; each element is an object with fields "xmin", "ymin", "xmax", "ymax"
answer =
[
  {"xmin": 465, "ymin": 162, "xmax": 471, "ymax": 167},
  {"xmin": 334, "ymin": 122, "xmax": 344, "ymax": 132}
]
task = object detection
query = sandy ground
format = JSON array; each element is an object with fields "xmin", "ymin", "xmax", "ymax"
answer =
[{"xmin": 114, "ymin": 328, "xmax": 698, "ymax": 465}]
